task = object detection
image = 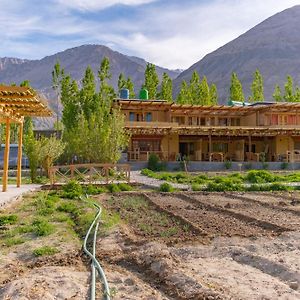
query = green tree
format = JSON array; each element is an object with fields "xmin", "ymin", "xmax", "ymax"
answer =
[
  {"xmin": 126, "ymin": 77, "xmax": 135, "ymax": 98},
  {"xmin": 177, "ymin": 80, "xmax": 192, "ymax": 104},
  {"xmin": 160, "ymin": 72, "xmax": 173, "ymax": 101},
  {"xmin": 189, "ymin": 71, "xmax": 201, "ymax": 104},
  {"xmin": 250, "ymin": 69, "xmax": 264, "ymax": 102},
  {"xmin": 199, "ymin": 76, "xmax": 210, "ymax": 105},
  {"xmin": 98, "ymin": 57, "xmax": 116, "ymax": 106},
  {"xmin": 80, "ymin": 66, "xmax": 96, "ymax": 119},
  {"xmin": 284, "ymin": 75, "xmax": 294, "ymax": 102},
  {"xmin": 52, "ymin": 61, "xmax": 65, "ymax": 125},
  {"xmin": 273, "ymin": 84, "xmax": 282, "ymax": 102},
  {"xmin": 230, "ymin": 72, "xmax": 245, "ymax": 102},
  {"xmin": 23, "ymin": 122, "xmax": 41, "ymax": 182},
  {"xmin": 210, "ymin": 83, "xmax": 218, "ymax": 105},
  {"xmin": 39, "ymin": 136, "xmax": 65, "ymax": 177},
  {"xmin": 294, "ymin": 87, "xmax": 300, "ymax": 102},
  {"xmin": 143, "ymin": 63, "xmax": 159, "ymax": 99},
  {"xmin": 118, "ymin": 73, "xmax": 127, "ymax": 91}
]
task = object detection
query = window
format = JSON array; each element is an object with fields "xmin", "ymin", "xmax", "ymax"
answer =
[
  {"xmin": 188, "ymin": 117, "xmax": 193, "ymax": 125},
  {"xmin": 231, "ymin": 118, "xmax": 240, "ymax": 126},
  {"xmin": 129, "ymin": 112, "xmax": 135, "ymax": 122},
  {"xmin": 145, "ymin": 112, "xmax": 152, "ymax": 122},
  {"xmin": 219, "ymin": 118, "xmax": 228, "ymax": 126},
  {"xmin": 212, "ymin": 143, "xmax": 228, "ymax": 152},
  {"xmin": 132, "ymin": 139, "xmax": 160, "ymax": 152}
]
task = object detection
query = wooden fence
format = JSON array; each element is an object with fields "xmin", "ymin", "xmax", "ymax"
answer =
[{"xmin": 49, "ymin": 163, "xmax": 130, "ymax": 185}]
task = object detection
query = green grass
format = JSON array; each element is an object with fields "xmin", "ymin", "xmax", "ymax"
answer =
[
  {"xmin": 33, "ymin": 246, "xmax": 59, "ymax": 257},
  {"xmin": 0, "ymin": 214, "xmax": 18, "ymax": 226},
  {"xmin": 32, "ymin": 218, "xmax": 55, "ymax": 236},
  {"xmin": 4, "ymin": 237, "xmax": 27, "ymax": 247}
]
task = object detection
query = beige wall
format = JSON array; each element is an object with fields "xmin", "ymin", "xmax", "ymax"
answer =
[
  {"xmin": 161, "ymin": 134, "xmax": 179, "ymax": 160},
  {"xmin": 275, "ymin": 136, "xmax": 294, "ymax": 154},
  {"xmin": 240, "ymin": 113, "xmax": 257, "ymax": 126}
]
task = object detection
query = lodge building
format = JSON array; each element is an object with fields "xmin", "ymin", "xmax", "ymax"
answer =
[{"xmin": 115, "ymin": 97, "xmax": 300, "ymax": 163}]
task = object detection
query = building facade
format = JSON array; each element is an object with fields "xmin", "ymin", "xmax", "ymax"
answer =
[{"xmin": 115, "ymin": 99, "xmax": 300, "ymax": 163}]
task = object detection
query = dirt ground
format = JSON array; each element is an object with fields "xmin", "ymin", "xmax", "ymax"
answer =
[
  {"xmin": 0, "ymin": 191, "xmax": 300, "ymax": 299},
  {"xmin": 96, "ymin": 192, "xmax": 300, "ymax": 300}
]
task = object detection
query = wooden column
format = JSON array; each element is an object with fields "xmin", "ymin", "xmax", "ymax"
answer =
[
  {"xmin": 209, "ymin": 133, "xmax": 212, "ymax": 161},
  {"xmin": 17, "ymin": 121, "xmax": 23, "ymax": 188},
  {"xmin": 2, "ymin": 118, "xmax": 11, "ymax": 192},
  {"xmin": 248, "ymin": 134, "xmax": 252, "ymax": 153}
]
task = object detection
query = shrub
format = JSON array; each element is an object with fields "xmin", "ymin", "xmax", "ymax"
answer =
[
  {"xmin": 247, "ymin": 183, "xmax": 290, "ymax": 191},
  {"xmin": 62, "ymin": 180, "xmax": 83, "ymax": 199},
  {"xmin": 206, "ymin": 179, "xmax": 244, "ymax": 192},
  {"xmin": 107, "ymin": 183, "xmax": 121, "ymax": 193},
  {"xmin": 159, "ymin": 183, "xmax": 174, "ymax": 192},
  {"xmin": 224, "ymin": 160, "xmax": 232, "ymax": 170},
  {"xmin": 141, "ymin": 168, "xmax": 155, "ymax": 177},
  {"xmin": 148, "ymin": 153, "xmax": 160, "ymax": 171},
  {"xmin": 32, "ymin": 218, "xmax": 55, "ymax": 236},
  {"xmin": 191, "ymin": 183, "xmax": 203, "ymax": 191},
  {"xmin": 0, "ymin": 214, "xmax": 18, "ymax": 226},
  {"xmin": 118, "ymin": 183, "xmax": 133, "ymax": 191},
  {"xmin": 57, "ymin": 202, "xmax": 78, "ymax": 214},
  {"xmin": 281, "ymin": 162, "xmax": 289, "ymax": 170},
  {"xmin": 33, "ymin": 246, "xmax": 59, "ymax": 257},
  {"xmin": 85, "ymin": 185, "xmax": 107, "ymax": 195},
  {"xmin": 245, "ymin": 170, "xmax": 277, "ymax": 184}
]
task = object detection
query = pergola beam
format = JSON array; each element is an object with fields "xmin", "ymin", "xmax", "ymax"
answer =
[{"xmin": 2, "ymin": 118, "xmax": 11, "ymax": 192}]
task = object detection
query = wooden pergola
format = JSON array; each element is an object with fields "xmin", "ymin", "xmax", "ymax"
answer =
[{"xmin": 0, "ymin": 85, "xmax": 52, "ymax": 192}]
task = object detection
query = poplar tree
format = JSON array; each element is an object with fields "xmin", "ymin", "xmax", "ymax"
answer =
[
  {"xmin": 250, "ymin": 69, "xmax": 264, "ymax": 102},
  {"xmin": 272, "ymin": 84, "xmax": 282, "ymax": 102},
  {"xmin": 143, "ymin": 63, "xmax": 159, "ymax": 99},
  {"xmin": 230, "ymin": 72, "xmax": 245, "ymax": 102},
  {"xmin": 98, "ymin": 57, "xmax": 116, "ymax": 106},
  {"xmin": 189, "ymin": 71, "xmax": 200, "ymax": 104},
  {"xmin": 52, "ymin": 61, "xmax": 64, "ymax": 125},
  {"xmin": 284, "ymin": 75, "xmax": 294, "ymax": 102},
  {"xmin": 177, "ymin": 80, "xmax": 192, "ymax": 104},
  {"xmin": 160, "ymin": 72, "xmax": 173, "ymax": 101},
  {"xmin": 126, "ymin": 77, "xmax": 135, "ymax": 98},
  {"xmin": 210, "ymin": 84, "xmax": 218, "ymax": 105},
  {"xmin": 199, "ymin": 76, "xmax": 210, "ymax": 105},
  {"xmin": 80, "ymin": 66, "xmax": 96, "ymax": 119},
  {"xmin": 118, "ymin": 73, "xmax": 126, "ymax": 91}
]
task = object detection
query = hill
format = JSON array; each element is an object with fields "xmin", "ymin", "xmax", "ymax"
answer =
[
  {"xmin": 173, "ymin": 5, "xmax": 300, "ymax": 103},
  {"xmin": 0, "ymin": 44, "xmax": 180, "ymax": 126}
]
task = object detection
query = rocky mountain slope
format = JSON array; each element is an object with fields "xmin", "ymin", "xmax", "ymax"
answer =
[
  {"xmin": 173, "ymin": 5, "xmax": 300, "ymax": 103},
  {"xmin": 0, "ymin": 44, "xmax": 180, "ymax": 110}
]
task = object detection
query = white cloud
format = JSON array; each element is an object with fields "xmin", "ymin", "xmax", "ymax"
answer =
[
  {"xmin": 54, "ymin": 0, "xmax": 156, "ymax": 11},
  {"xmin": 1, "ymin": 0, "xmax": 300, "ymax": 69}
]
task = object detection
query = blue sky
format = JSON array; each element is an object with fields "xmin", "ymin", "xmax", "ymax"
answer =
[{"xmin": 0, "ymin": 0, "xmax": 300, "ymax": 69}]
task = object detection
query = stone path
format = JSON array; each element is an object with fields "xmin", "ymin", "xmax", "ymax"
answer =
[
  {"xmin": 130, "ymin": 170, "xmax": 190, "ymax": 190},
  {"xmin": 0, "ymin": 184, "xmax": 41, "ymax": 208}
]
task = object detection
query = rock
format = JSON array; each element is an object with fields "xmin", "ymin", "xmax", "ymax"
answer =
[{"xmin": 289, "ymin": 281, "xmax": 299, "ymax": 290}]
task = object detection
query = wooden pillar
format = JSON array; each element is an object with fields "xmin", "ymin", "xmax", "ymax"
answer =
[
  {"xmin": 2, "ymin": 118, "xmax": 11, "ymax": 192},
  {"xmin": 17, "ymin": 122, "xmax": 23, "ymax": 188},
  {"xmin": 209, "ymin": 133, "xmax": 212, "ymax": 161},
  {"xmin": 248, "ymin": 134, "xmax": 252, "ymax": 153}
]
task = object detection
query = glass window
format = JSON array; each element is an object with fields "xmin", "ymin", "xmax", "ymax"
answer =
[
  {"xmin": 132, "ymin": 139, "xmax": 160, "ymax": 152},
  {"xmin": 145, "ymin": 112, "xmax": 152, "ymax": 122},
  {"xmin": 129, "ymin": 112, "xmax": 135, "ymax": 122}
]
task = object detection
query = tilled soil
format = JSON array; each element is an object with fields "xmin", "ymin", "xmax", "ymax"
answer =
[{"xmin": 95, "ymin": 192, "xmax": 300, "ymax": 299}]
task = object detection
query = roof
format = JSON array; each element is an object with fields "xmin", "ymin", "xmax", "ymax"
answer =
[{"xmin": 0, "ymin": 85, "xmax": 52, "ymax": 123}]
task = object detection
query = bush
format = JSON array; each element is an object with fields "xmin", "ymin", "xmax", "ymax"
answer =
[
  {"xmin": 206, "ymin": 178, "xmax": 244, "ymax": 192},
  {"xmin": 147, "ymin": 153, "xmax": 165, "ymax": 171},
  {"xmin": 247, "ymin": 183, "xmax": 290, "ymax": 191},
  {"xmin": 0, "ymin": 214, "xmax": 18, "ymax": 226},
  {"xmin": 118, "ymin": 183, "xmax": 133, "ymax": 191},
  {"xmin": 245, "ymin": 170, "xmax": 277, "ymax": 184},
  {"xmin": 281, "ymin": 162, "xmax": 289, "ymax": 170},
  {"xmin": 107, "ymin": 183, "xmax": 121, "ymax": 193},
  {"xmin": 191, "ymin": 183, "xmax": 203, "ymax": 191},
  {"xmin": 85, "ymin": 185, "xmax": 107, "ymax": 195},
  {"xmin": 159, "ymin": 183, "xmax": 174, "ymax": 192},
  {"xmin": 57, "ymin": 202, "xmax": 78, "ymax": 214},
  {"xmin": 62, "ymin": 180, "xmax": 83, "ymax": 199},
  {"xmin": 224, "ymin": 160, "xmax": 232, "ymax": 170},
  {"xmin": 32, "ymin": 218, "xmax": 55, "ymax": 236},
  {"xmin": 33, "ymin": 246, "xmax": 59, "ymax": 257},
  {"xmin": 141, "ymin": 168, "xmax": 155, "ymax": 177}
]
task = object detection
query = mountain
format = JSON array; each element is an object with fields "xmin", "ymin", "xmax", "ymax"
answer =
[
  {"xmin": 173, "ymin": 5, "xmax": 300, "ymax": 103},
  {"xmin": 0, "ymin": 44, "xmax": 180, "ymax": 127}
]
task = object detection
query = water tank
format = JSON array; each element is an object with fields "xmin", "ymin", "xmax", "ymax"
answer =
[
  {"xmin": 139, "ymin": 88, "xmax": 148, "ymax": 100},
  {"xmin": 120, "ymin": 88, "xmax": 129, "ymax": 99}
]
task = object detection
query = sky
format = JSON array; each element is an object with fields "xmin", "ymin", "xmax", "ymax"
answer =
[{"xmin": 1, "ymin": 0, "xmax": 300, "ymax": 70}]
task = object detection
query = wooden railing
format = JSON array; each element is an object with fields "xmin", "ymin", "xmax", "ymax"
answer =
[{"xmin": 49, "ymin": 163, "xmax": 130, "ymax": 185}]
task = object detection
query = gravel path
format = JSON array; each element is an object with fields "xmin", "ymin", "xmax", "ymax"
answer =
[
  {"xmin": 130, "ymin": 170, "xmax": 190, "ymax": 190},
  {"xmin": 0, "ymin": 184, "xmax": 41, "ymax": 208}
]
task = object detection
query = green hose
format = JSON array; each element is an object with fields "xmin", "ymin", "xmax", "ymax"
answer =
[{"xmin": 81, "ymin": 195, "xmax": 110, "ymax": 300}]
